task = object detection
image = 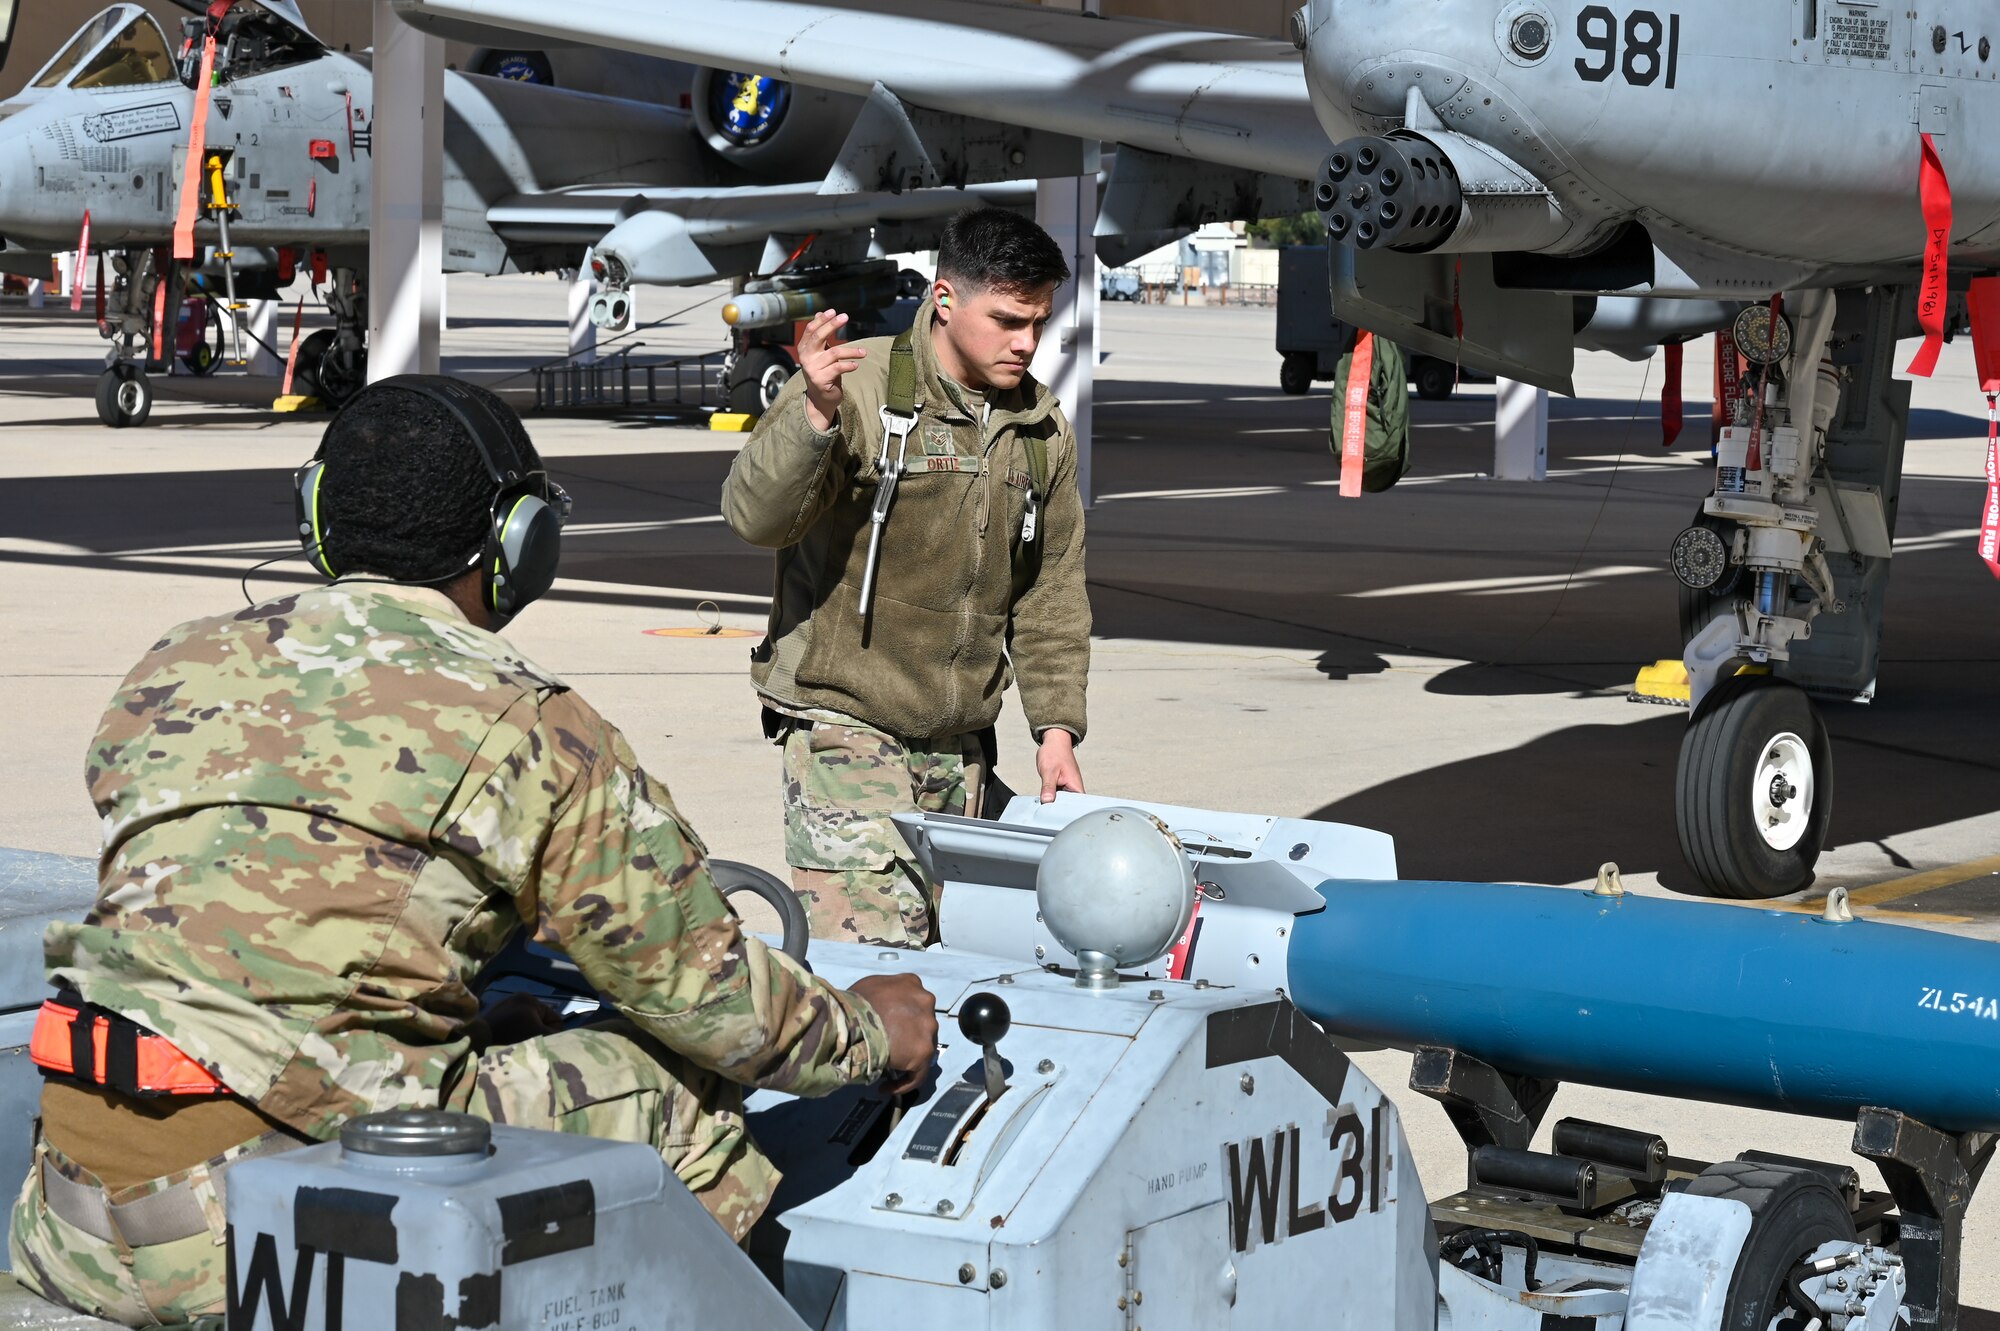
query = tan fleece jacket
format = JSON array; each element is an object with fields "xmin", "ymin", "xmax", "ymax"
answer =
[{"xmin": 721, "ymin": 303, "xmax": 1089, "ymax": 742}]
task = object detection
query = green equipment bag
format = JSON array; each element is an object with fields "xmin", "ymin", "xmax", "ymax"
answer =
[{"xmin": 1327, "ymin": 328, "xmax": 1411, "ymax": 493}]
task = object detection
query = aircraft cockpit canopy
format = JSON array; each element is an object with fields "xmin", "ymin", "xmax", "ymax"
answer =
[
  {"xmin": 70, "ymin": 14, "xmax": 177, "ymax": 89},
  {"xmin": 176, "ymin": 2, "xmax": 325, "ymax": 82},
  {"xmin": 28, "ymin": 6, "xmax": 174, "ymax": 92},
  {"xmin": 18, "ymin": 2, "xmax": 323, "ymax": 100}
]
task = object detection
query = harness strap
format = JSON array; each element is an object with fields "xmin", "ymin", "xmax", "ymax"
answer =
[
  {"xmin": 886, "ymin": 328, "xmax": 917, "ymax": 417},
  {"xmin": 883, "ymin": 326, "xmax": 1050, "ymax": 591}
]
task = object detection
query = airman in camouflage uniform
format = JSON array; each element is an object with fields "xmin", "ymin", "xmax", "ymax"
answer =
[
  {"xmin": 725, "ymin": 209, "xmax": 1092, "ymax": 948},
  {"xmin": 781, "ymin": 720, "xmax": 986, "ymax": 946},
  {"xmin": 11, "ymin": 381, "xmax": 935, "ymax": 1327}
]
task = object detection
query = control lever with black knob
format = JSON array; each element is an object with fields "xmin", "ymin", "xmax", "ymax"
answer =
[{"xmin": 958, "ymin": 992, "xmax": 1011, "ymax": 1102}]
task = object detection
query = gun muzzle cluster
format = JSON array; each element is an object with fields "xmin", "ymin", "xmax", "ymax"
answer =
[{"xmin": 1316, "ymin": 133, "xmax": 1462, "ymax": 251}]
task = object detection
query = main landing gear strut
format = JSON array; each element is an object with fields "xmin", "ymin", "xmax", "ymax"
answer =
[
  {"xmin": 94, "ymin": 249, "xmax": 167, "ymax": 428},
  {"xmin": 1670, "ymin": 288, "xmax": 1909, "ymax": 897},
  {"xmin": 92, "ymin": 251, "xmax": 370, "ymax": 427}
]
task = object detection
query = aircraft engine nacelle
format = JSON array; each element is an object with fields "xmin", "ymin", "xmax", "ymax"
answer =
[
  {"xmin": 1316, "ymin": 129, "xmax": 1595, "ymax": 256},
  {"xmin": 689, "ymin": 67, "xmax": 863, "ymax": 182}
]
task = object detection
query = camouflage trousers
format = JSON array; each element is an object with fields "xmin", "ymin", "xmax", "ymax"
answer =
[
  {"xmin": 781, "ymin": 717, "xmax": 986, "ymax": 948},
  {"xmin": 10, "ymin": 1022, "xmax": 775, "ymax": 1327}
]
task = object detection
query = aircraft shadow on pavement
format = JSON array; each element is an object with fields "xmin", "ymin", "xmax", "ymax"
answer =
[
  {"xmin": 1907, "ymin": 404, "xmax": 1993, "ymax": 439},
  {"xmin": 0, "ymin": 453, "xmax": 764, "ymax": 616},
  {"xmin": 1309, "ymin": 705, "xmax": 2000, "ymax": 893}
]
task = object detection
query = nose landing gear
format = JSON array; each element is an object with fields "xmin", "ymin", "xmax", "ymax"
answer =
[
  {"xmin": 94, "ymin": 361, "xmax": 153, "ymax": 429},
  {"xmin": 1670, "ymin": 287, "xmax": 1906, "ymax": 899}
]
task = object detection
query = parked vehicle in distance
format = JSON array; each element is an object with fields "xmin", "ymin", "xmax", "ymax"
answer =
[
  {"xmin": 1275, "ymin": 246, "xmax": 1487, "ymax": 400},
  {"xmin": 1099, "ymin": 266, "xmax": 1142, "ymax": 302}
]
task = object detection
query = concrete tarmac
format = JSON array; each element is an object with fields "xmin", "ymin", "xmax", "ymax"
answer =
[{"xmin": 3, "ymin": 273, "xmax": 1996, "ymax": 1315}]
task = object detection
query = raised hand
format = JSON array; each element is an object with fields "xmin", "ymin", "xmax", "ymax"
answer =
[{"xmin": 797, "ymin": 310, "xmax": 869, "ymax": 433}]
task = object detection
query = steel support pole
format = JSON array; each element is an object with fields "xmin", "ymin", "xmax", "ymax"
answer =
[
  {"xmin": 1032, "ymin": 176, "xmax": 1099, "ymax": 507},
  {"xmin": 367, "ymin": 0, "xmax": 443, "ymax": 380},
  {"xmin": 1029, "ymin": 0, "xmax": 1100, "ymax": 507}
]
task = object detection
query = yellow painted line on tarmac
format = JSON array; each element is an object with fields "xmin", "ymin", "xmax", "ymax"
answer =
[{"xmin": 1767, "ymin": 851, "xmax": 2000, "ymax": 921}]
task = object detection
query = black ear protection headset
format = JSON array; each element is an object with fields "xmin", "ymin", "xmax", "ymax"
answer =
[{"xmin": 293, "ymin": 375, "xmax": 571, "ymax": 617}]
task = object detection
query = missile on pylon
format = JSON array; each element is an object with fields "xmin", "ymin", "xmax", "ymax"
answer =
[{"xmin": 722, "ymin": 271, "xmax": 899, "ymax": 331}]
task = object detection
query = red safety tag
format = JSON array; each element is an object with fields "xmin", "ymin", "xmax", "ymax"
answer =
[
  {"xmin": 172, "ymin": 35, "xmax": 219, "ymax": 261},
  {"xmin": 307, "ymin": 177, "xmax": 316, "ymax": 218},
  {"xmin": 1982, "ymin": 401, "xmax": 2000, "ymax": 580},
  {"xmin": 150, "ymin": 271, "xmax": 169, "ymax": 362},
  {"xmin": 69, "ymin": 211, "xmax": 91, "ymax": 313},
  {"xmin": 1713, "ymin": 325, "xmax": 1742, "ymax": 444},
  {"xmin": 1661, "ymin": 340, "xmax": 1684, "ymax": 448},
  {"xmin": 1906, "ymin": 132, "xmax": 1952, "ymax": 378},
  {"xmin": 1165, "ymin": 896, "xmax": 1204, "ymax": 981},
  {"xmin": 1339, "ymin": 330, "xmax": 1375, "ymax": 498},
  {"xmin": 280, "ymin": 293, "xmax": 307, "ymax": 397}
]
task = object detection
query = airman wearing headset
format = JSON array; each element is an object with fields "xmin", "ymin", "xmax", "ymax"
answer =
[{"xmin": 11, "ymin": 378, "xmax": 938, "ymax": 1327}]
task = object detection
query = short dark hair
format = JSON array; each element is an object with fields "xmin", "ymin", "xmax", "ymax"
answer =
[
  {"xmin": 936, "ymin": 207, "xmax": 1069, "ymax": 296},
  {"xmin": 316, "ymin": 382, "xmax": 536, "ymax": 582}
]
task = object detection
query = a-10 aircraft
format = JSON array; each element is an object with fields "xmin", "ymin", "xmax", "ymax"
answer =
[
  {"xmin": 395, "ymin": 0, "xmax": 2000, "ymax": 905},
  {"xmin": 0, "ymin": 1, "xmax": 1052, "ymax": 425}
]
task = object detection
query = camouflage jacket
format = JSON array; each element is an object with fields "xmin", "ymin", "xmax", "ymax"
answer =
[{"xmin": 48, "ymin": 582, "xmax": 889, "ymax": 1139}]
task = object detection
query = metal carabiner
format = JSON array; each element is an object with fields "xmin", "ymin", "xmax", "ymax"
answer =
[{"xmin": 859, "ymin": 405, "xmax": 917, "ymax": 619}]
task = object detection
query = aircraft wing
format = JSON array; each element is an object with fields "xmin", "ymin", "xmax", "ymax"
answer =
[
  {"xmin": 392, "ymin": 0, "xmax": 1331, "ymax": 182},
  {"xmin": 489, "ymin": 180, "xmax": 1037, "ymax": 285}
]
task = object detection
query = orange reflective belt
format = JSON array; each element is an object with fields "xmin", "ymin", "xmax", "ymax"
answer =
[{"xmin": 29, "ymin": 996, "xmax": 227, "ymax": 1097}]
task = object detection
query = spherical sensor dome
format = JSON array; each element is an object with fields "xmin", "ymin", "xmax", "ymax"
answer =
[{"xmin": 1036, "ymin": 807, "xmax": 1197, "ymax": 971}]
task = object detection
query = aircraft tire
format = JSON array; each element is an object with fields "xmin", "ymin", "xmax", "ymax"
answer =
[
  {"xmin": 728, "ymin": 348, "xmax": 794, "ymax": 416},
  {"xmin": 1685, "ymin": 1160, "xmax": 1856, "ymax": 1331},
  {"xmin": 1676, "ymin": 675, "xmax": 1831, "ymax": 899},
  {"xmin": 95, "ymin": 365, "xmax": 152, "ymax": 429},
  {"xmin": 1278, "ymin": 351, "xmax": 1314, "ymax": 396},
  {"xmin": 317, "ymin": 343, "xmax": 367, "ymax": 406},
  {"xmin": 293, "ymin": 330, "xmax": 337, "ymax": 402},
  {"xmin": 1412, "ymin": 356, "xmax": 1454, "ymax": 401},
  {"xmin": 709, "ymin": 859, "xmax": 809, "ymax": 962}
]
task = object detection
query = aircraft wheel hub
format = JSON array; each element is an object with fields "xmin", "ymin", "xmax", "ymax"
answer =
[{"xmin": 1753, "ymin": 733, "xmax": 1814, "ymax": 852}]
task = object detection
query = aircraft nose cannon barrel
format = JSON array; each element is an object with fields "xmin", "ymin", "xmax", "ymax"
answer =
[
  {"xmin": 1316, "ymin": 133, "xmax": 1460, "ymax": 251},
  {"xmin": 1285, "ymin": 879, "xmax": 2000, "ymax": 1132},
  {"xmin": 1318, "ymin": 127, "xmax": 1584, "ymax": 253}
]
